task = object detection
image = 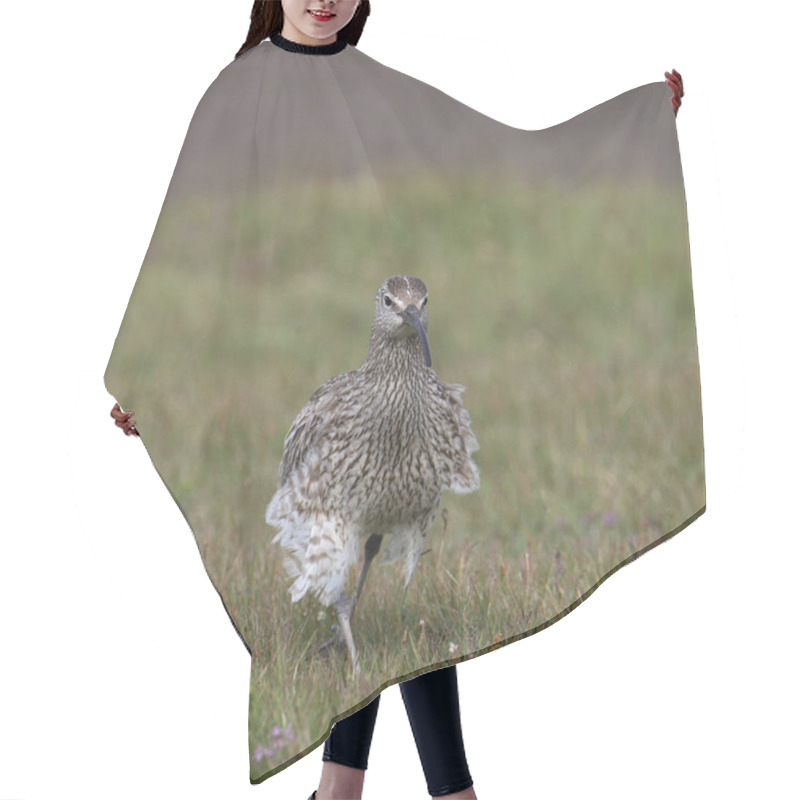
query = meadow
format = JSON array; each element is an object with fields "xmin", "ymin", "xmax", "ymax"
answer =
[{"xmin": 105, "ymin": 171, "xmax": 705, "ymax": 780}]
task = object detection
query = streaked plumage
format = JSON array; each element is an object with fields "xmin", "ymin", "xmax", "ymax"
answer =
[{"xmin": 266, "ymin": 276, "xmax": 479, "ymax": 675}]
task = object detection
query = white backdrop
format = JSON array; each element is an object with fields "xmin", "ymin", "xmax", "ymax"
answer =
[{"xmin": 2, "ymin": 1, "xmax": 797, "ymax": 798}]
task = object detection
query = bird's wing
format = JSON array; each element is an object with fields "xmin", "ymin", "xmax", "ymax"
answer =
[
  {"xmin": 435, "ymin": 379, "xmax": 481, "ymax": 494},
  {"xmin": 276, "ymin": 369, "xmax": 361, "ymax": 485}
]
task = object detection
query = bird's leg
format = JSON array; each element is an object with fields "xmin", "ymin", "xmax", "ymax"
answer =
[
  {"xmin": 399, "ymin": 581, "xmax": 411, "ymax": 624},
  {"xmin": 317, "ymin": 536, "xmax": 381, "ymax": 675},
  {"xmin": 317, "ymin": 623, "xmax": 344, "ymax": 657},
  {"xmin": 333, "ymin": 591, "xmax": 361, "ymax": 678},
  {"xmin": 317, "ymin": 534, "xmax": 380, "ymax": 657},
  {"xmin": 352, "ymin": 534, "xmax": 382, "ymax": 624}
]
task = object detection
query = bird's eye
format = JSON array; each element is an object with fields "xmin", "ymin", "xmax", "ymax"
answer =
[
  {"xmin": 384, "ymin": 295, "xmax": 392, "ymax": 307},
  {"xmin": 422, "ymin": 297, "xmax": 428, "ymax": 308}
]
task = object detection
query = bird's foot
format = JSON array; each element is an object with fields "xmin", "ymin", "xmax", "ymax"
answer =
[
  {"xmin": 317, "ymin": 625, "xmax": 361, "ymax": 678},
  {"xmin": 317, "ymin": 624, "xmax": 344, "ymax": 658}
]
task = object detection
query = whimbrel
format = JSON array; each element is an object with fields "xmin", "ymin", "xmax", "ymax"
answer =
[{"xmin": 266, "ymin": 276, "xmax": 480, "ymax": 676}]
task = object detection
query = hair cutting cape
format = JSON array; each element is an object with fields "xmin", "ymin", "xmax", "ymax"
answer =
[{"xmin": 105, "ymin": 33, "xmax": 704, "ymax": 784}]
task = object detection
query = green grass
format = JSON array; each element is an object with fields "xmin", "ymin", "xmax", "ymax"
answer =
[{"xmin": 106, "ymin": 171, "xmax": 705, "ymax": 780}]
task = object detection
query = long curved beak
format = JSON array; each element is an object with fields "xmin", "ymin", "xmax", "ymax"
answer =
[{"xmin": 401, "ymin": 305, "xmax": 432, "ymax": 367}]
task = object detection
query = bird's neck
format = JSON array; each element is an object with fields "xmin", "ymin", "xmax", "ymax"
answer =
[{"xmin": 363, "ymin": 333, "xmax": 430, "ymax": 395}]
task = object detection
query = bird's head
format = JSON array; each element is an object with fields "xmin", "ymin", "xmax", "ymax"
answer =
[{"xmin": 372, "ymin": 275, "xmax": 431, "ymax": 367}]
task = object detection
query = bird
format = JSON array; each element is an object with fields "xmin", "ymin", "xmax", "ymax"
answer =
[{"xmin": 266, "ymin": 275, "xmax": 480, "ymax": 677}]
